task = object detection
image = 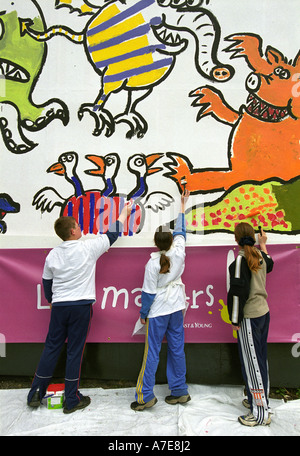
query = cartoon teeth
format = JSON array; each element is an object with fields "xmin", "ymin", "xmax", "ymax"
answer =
[{"xmin": 0, "ymin": 59, "xmax": 30, "ymax": 82}]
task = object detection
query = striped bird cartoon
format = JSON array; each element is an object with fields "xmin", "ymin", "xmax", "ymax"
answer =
[
  {"xmin": 22, "ymin": 0, "xmax": 233, "ymax": 138},
  {"xmin": 32, "ymin": 151, "xmax": 142, "ymax": 236}
]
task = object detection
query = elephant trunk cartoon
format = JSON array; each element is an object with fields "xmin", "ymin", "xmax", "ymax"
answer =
[{"xmin": 154, "ymin": 0, "xmax": 234, "ymax": 82}]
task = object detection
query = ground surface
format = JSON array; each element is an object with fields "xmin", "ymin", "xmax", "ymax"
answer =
[
  {"xmin": 1, "ymin": 383, "xmax": 300, "ymax": 436},
  {"xmin": 0, "ymin": 376, "xmax": 299, "ymax": 401}
]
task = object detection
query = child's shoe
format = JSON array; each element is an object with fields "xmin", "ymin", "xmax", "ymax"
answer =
[
  {"xmin": 165, "ymin": 394, "xmax": 191, "ymax": 405},
  {"xmin": 238, "ymin": 412, "xmax": 271, "ymax": 427},
  {"xmin": 131, "ymin": 397, "xmax": 157, "ymax": 411}
]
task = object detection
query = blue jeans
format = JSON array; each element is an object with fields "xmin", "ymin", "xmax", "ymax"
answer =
[{"xmin": 135, "ymin": 310, "xmax": 188, "ymax": 404}]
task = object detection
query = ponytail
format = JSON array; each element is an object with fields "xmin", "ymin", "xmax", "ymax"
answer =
[
  {"xmin": 234, "ymin": 223, "xmax": 261, "ymax": 273},
  {"xmin": 154, "ymin": 227, "xmax": 173, "ymax": 274},
  {"xmin": 243, "ymin": 244, "xmax": 262, "ymax": 273},
  {"xmin": 159, "ymin": 251, "xmax": 171, "ymax": 274}
]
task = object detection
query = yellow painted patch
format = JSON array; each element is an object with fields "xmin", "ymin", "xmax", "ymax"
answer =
[{"xmin": 218, "ymin": 299, "xmax": 237, "ymax": 339}]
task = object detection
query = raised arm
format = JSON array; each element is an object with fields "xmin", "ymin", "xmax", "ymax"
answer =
[
  {"xmin": 105, "ymin": 201, "xmax": 133, "ymax": 245},
  {"xmin": 173, "ymin": 189, "xmax": 190, "ymax": 239}
]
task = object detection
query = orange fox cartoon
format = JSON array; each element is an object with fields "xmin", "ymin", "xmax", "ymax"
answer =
[{"xmin": 166, "ymin": 34, "xmax": 300, "ymax": 194}]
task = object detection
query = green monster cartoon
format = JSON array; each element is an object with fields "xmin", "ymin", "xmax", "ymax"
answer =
[{"xmin": 0, "ymin": 0, "xmax": 69, "ymax": 153}]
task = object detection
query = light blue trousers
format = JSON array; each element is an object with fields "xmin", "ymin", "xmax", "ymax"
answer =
[{"xmin": 135, "ymin": 310, "xmax": 188, "ymax": 404}]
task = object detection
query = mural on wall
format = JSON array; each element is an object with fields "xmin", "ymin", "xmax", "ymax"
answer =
[
  {"xmin": 166, "ymin": 33, "xmax": 300, "ymax": 234},
  {"xmin": 32, "ymin": 150, "xmax": 174, "ymax": 235},
  {"xmin": 0, "ymin": 193, "xmax": 20, "ymax": 233},
  {"xmin": 0, "ymin": 0, "xmax": 299, "ymax": 245},
  {"xmin": 22, "ymin": 0, "xmax": 234, "ymax": 139},
  {"xmin": 0, "ymin": 0, "xmax": 69, "ymax": 154}
]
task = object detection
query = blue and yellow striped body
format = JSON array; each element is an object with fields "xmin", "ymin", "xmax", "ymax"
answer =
[{"xmin": 85, "ymin": 0, "xmax": 173, "ymax": 111}]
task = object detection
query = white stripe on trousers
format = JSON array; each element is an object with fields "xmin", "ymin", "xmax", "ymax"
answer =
[
  {"xmin": 238, "ymin": 319, "xmax": 269, "ymax": 424},
  {"xmin": 232, "ymin": 255, "xmax": 242, "ymax": 324}
]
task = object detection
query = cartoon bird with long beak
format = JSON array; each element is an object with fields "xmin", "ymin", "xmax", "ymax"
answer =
[
  {"xmin": 85, "ymin": 153, "xmax": 120, "ymax": 197},
  {"xmin": 33, "ymin": 151, "xmax": 142, "ymax": 236},
  {"xmin": 127, "ymin": 153, "xmax": 163, "ymax": 200},
  {"xmin": 84, "ymin": 152, "xmax": 141, "ymax": 235},
  {"xmin": 32, "ymin": 151, "xmax": 87, "ymax": 214},
  {"xmin": 84, "ymin": 151, "xmax": 174, "ymax": 232},
  {"xmin": 127, "ymin": 153, "xmax": 174, "ymax": 213},
  {"xmin": 48, "ymin": 151, "xmax": 85, "ymax": 196}
]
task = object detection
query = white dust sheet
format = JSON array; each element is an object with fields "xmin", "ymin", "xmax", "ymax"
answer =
[{"xmin": 1, "ymin": 384, "xmax": 299, "ymax": 436}]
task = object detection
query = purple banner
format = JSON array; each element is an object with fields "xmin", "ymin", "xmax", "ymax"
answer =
[{"xmin": 0, "ymin": 245, "xmax": 299, "ymax": 343}]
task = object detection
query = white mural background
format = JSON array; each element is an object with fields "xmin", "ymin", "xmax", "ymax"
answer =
[{"xmin": 1, "ymin": 0, "xmax": 299, "ymax": 248}]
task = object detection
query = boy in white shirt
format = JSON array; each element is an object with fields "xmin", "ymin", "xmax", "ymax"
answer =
[{"xmin": 27, "ymin": 202, "xmax": 132, "ymax": 413}]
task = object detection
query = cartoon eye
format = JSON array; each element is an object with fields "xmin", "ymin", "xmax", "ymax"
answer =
[
  {"xmin": 274, "ymin": 66, "xmax": 283, "ymax": 76},
  {"xmin": 134, "ymin": 157, "xmax": 144, "ymax": 167},
  {"xmin": 279, "ymin": 69, "xmax": 290, "ymax": 79},
  {"xmin": 274, "ymin": 66, "xmax": 290, "ymax": 79},
  {"xmin": 106, "ymin": 157, "xmax": 115, "ymax": 166}
]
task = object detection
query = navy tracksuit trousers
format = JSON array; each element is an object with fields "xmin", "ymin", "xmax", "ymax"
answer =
[
  {"xmin": 135, "ymin": 310, "xmax": 188, "ymax": 404},
  {"xmin": 237, "ymin": 312, "xmax": 270, "ymax": 424},
  {"xmin": 27, "ymin": 304, "xmax": 93, "ymax": 410}
]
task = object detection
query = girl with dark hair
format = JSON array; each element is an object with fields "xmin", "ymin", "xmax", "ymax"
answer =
[
  {"xmin": 227, "ymin": 222, "xmax": 274, "ymax": 427},
  {"xmin": 131, "ymin": 189, "xmax": 190, "ymax": 411}
]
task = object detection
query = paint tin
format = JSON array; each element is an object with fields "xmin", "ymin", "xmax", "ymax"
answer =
[{"xmin": 45, "ymin": 384, "xmax": 65, "ymax": 410}]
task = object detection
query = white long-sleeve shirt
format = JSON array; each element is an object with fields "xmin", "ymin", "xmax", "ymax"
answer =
[
  {"xmin": 43, "ymin": 236, "xmax": 110, "ymax": 304},
  {"xmin": 140, "ymin": 213, "xmax": 187, "ymax": 319}
]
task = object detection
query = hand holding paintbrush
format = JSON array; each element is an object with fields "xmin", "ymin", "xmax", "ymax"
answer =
[{"xmin": 258, "ymin": 226, "xmax": 269, "ymax": 254}]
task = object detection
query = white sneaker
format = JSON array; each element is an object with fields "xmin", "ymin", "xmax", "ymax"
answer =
[{"xmin": 238, "ymin": 412, "xmax": 271, "ymax": 427}]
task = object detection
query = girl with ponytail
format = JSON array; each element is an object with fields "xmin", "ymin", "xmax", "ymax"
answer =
[
  {"xmin": 131, "ymin": 189, "xmax": 190, "ymax": 411},
  {"xmin": 154, "ymin": 228, "xmax": 173, "ymax": 274},
  {"xmin": 234, "ymin": 223, "xmax": 263, "ymax": 272},
  {"xmin": 227, "ymin": 222, "xmax": 274, "ymax": 427}
]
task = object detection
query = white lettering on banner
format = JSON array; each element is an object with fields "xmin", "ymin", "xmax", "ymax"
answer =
[
  {"xmin": 190, "ymin": 285, "xmax": 214, "ymax": 309},
  {"xmin": 36, "ymin": 284, "xmax": 50, "ymax": 309},
  {"xmin": 131, "ymin": 288, "xmax": 142, "ymax": 307},
  {"xmin": 190, "ymin": 290, "xmax": 203, "ymax": 308},
  {"xmin": 100, "ymin": 285, "xmax": 215, "ymax": 310},
  {"xmin": 36, "ymin": 282, "xmax": 216, "ymax": 312},
  {"xmin": 206, "ymin": 285, "xmax": 214, "ymax": 306},
  {"xmin": 101, "ymin": 287, "xmax": 129, "ymax": 309}
]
